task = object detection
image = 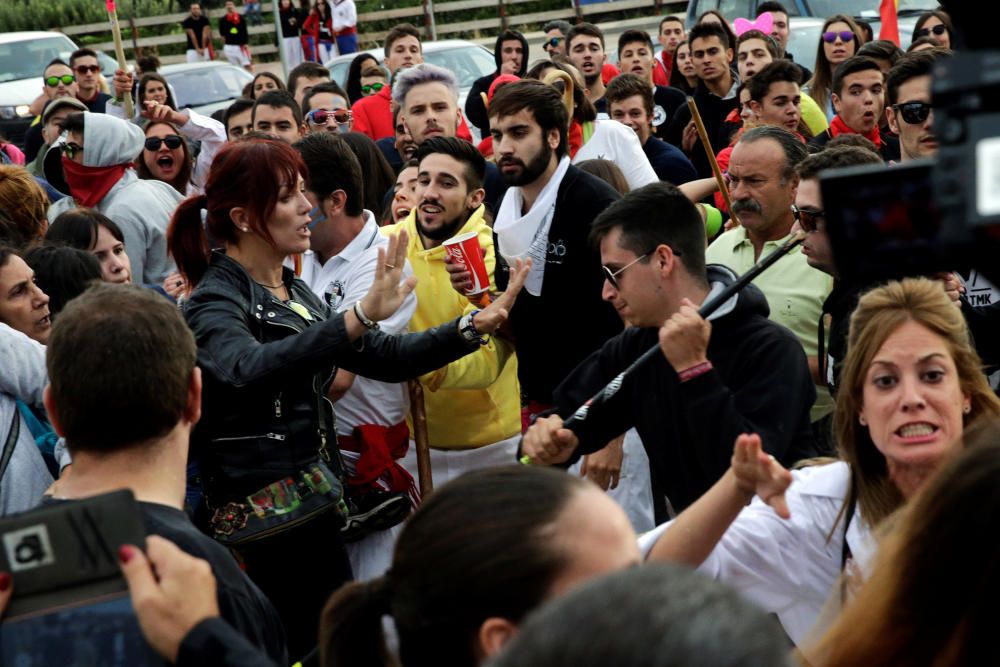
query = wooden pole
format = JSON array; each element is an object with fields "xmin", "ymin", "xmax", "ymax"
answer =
[
  {"xmin": 686, "ymin": 96, "xmax": 738, "ymax": 225},
  {"xmin": 573, "ymin": 0, "xmax": 583, "ymax": 24},
  {"xmin": 106, "ymin": 0, "xmax": 134, "ymax": 118},
  {"xmin": 407, "ymin": 380, "xmax": 434, "ymax": 497},
  {"xmin": 422, "ymin": 0, "xmax": 438, "ymax": 41}
]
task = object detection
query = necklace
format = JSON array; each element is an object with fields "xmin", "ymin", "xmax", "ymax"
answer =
[{"xmin": 256, "ymin": 279, "xmax": 285, "ymax": 289}]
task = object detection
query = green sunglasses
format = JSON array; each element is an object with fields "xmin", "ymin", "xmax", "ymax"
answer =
[
  {"xmin": 361, "ymin": 82, "xmax": 385, "ymax": 95},
  {"xmin": 45, "ymin": 74, "xmax": 76, "ymax": 87}
]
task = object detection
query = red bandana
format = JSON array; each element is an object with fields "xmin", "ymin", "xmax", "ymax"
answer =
[
  {"xmin": 829, "ymin": 114, "xmax": 882, "ymax": 148},
  {"xmin": 61, "ymin": 156, "xmax": 127, "ymax": 208},
  {"xmin": 226, "ymin": 11, "xmax": 241, "ymax": 24}
]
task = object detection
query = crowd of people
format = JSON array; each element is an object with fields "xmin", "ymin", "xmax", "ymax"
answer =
[{"xmin": 0, "ymin": 3, "xmax": 994, "ymax": 666}]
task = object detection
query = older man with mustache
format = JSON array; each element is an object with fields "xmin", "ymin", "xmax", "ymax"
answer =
[{"xmin": 705, "ymin": 126, "xmax": 834, "ymax": 451}]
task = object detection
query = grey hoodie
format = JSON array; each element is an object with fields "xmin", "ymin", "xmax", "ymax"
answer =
[{"xmin": 46, "ymin": 113, "xmax": 184, "ymax": 284}]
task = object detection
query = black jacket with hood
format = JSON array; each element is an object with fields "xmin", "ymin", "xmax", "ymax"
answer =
[
  {"xmin": 547, "ymin": 265, "xmax": 819, "ymax": 521},
  {"xmin": 465, "ymin": 30, "xmax": 529, "ymax": 136}
]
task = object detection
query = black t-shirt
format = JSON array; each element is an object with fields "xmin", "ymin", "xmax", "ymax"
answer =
[
  {"xmin": 652, "ymin": 85, "xmax": 686, "ymax": 141},
  {"xmin": 182, "ymin": 15, "xmax": 211, "ymax": 50}
]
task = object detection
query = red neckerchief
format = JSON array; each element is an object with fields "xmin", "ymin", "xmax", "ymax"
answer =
[
  {"xmin": 829, "ymin": 114, "xmax": 882, "ymax": 147},
  {"xmin": 61, "ymin": 156, "xmax": 127, "ymax": 208},
  {"xmin": 225, "ymin": 11, "xmax": 241, "ymax": 24},
  {"xmin": 568, "ymin": 120, "xmax": 583, "ymax": 158}
]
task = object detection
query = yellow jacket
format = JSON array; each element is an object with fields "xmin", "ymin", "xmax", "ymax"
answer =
[{"xmin": 382, "ymin": 205, "xmax": 521, "ymax": 449}]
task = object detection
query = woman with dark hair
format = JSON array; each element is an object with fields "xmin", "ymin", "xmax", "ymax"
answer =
[
  {"xmin": 46, "ymin": 208, "xmax": 132, "ymax": 285},
  {"xmin": 669, "ymin": 41, "xmax": 698, "ymax": 94},
  {"xmin": 303, "ymin": 0, "xmax": 335, "ymax": 63},
  {"xmin": 339, "ymin": 131, "xmax": 395, "ymax": 220},
  {"xmin": 251, "ymin": 72, "xmax": 286, "ymax": 99},
  {"xmin": 646, "ymin": 278, "xmax": 1000, "ymax": 645},
  {"xmin": 319, "ymin": 466, "xmax": 640, "ymax": 666},
  {"xmin": 278, "ymin": 0, "xmax": 304, "ymax": 69},
  {"xmin": 345, "ymin": 53, "xmax": 379, "ymax": 104},
  {"xmin": 0, "ymin": 246, "xmax": 51, "ymax": 345},
  {"xmin": 696, "ymin": 10, "xmax": 739, "ymax": 53},
  {"xmin": 912, "ymin": 9, "xmax": 953, "ymax": 50},
  {"xmin": 134, "ymin": 102, "xmax": 227, "ymax": 195},
  {"xmin": 167, "ymin": 138, "xmax": 527, "ymax": 660},
  {"xmin": 22, "ymin": 244, "xmax": 101, "ymax": 317},
  {"xmin": 805, "ymin": 15, "xmax": 863, "ymax": 119}
]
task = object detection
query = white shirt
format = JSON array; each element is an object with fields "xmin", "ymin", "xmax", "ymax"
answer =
[
  {"xmin": 299, "ymin": 212, "xmax": 417, "ymax": 434},
  {"xmin": 572, "ymin": 119, "xmax": 658, "ymax": 191},
  {"xmin": 331, "ymin": 0, "xmax": 357, "ymax": 31},
  {"xmin": 638, "ymin": 461, "xmax": 877, "ymax": 644}
]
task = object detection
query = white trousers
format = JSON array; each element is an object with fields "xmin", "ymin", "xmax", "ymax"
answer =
[{"xmin": 281, "ymin": 36, "xmax": 303, "ymax": 69}]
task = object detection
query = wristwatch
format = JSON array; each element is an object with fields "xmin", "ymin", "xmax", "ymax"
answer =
[
  {"xmin": 353, "ymin": 300, "xmax": 379, "ymax": 331},
  {"xmin": 459, "ymin": 309, "xmax": 487, "ymax": 345}
]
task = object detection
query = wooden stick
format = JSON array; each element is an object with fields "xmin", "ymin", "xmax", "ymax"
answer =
[
  {"xmin": 686, "ymin": 96, "xmax": 738, "ymax": 226},
  {"xmin": 407, "ymin": 380, "xmax": 433, "ymax": 497},
  {"xmin": 106, "ymin": 1, "xmax": 134, "ymax": 118}
]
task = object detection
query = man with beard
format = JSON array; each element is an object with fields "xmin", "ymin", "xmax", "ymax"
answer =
[
  {"xmin": 705, "ymin": 126, "xmax": 834, "ymax": 450},
  {"xmin": 381, "ymin": 137, "xmax": 523, "ymax": 485},
  {"xmin": 541, "ymin": 20, "xmax": 572, "ymax": 59},
  {"xmin": 808, "ymin": 56, "xmax": 900, "ymax": 161},
  {"xmin": 481, "ymin": 79, "xmax": 622, "ymax": 425}
]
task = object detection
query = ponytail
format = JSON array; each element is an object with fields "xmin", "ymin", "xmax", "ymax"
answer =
[
  {"xmin": 167, "ymin": 193, "xmax": 211, "ymax": 287},
  {"xmin": 319, "ymin": 576, "xmax": 396, "ymax": 667}
]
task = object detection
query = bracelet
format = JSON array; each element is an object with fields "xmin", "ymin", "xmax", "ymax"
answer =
[
  {"xmin": 458, "ymin": 309, "xmax": 487, "ymax": 345},
  {"xmin": 678, "ymin": 360, "xmax": 713, "ymax": 382},
  {"xmin": 353, "ymin": 300, "xmax": 379, "ymax": 331}
]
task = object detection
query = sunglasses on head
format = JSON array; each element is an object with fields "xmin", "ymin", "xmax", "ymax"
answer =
[
  {"xmin": 915, "ymin": 24, "xmax": 947, "ymax": 38},
  {"xmin": 361, "ymin": 82, "xmax": 385, "ymax": 95},
  {"xmin": 792, "ymin": 204, "xmax": 825, "ymax": 233},
  {"xmin": 45, "ymin": 74, "xmax": 76, "ymax": 87},
  {"xmin": 892, "ymin": 101, "xmax": 932, "ymax": 125},
  {"xmin": 74, "ymin": 64, "xmax": 100, "ymax": 74},
  {"xmin": 544, "ymin": 37, "xmax": 564, "ymax": 49},
  {"xmin": 307, "ymin": 108, "xmax": 351, "ymax": 125},
  {"xmin": 144, "ymin": 134, "xmax": 183, "ymax": 151},
  {"xmin": 822, "ymin": 30, "xmax": 855, "ymax": 43}
]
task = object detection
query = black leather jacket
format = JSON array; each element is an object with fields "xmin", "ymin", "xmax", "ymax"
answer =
[{"xmin": 184, "ymin": 252, "xmax": 478, "ymax": 501}]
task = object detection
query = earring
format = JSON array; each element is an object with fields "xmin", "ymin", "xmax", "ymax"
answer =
[
  {"xmin": 964, "ymin": 404, "xmax": 972, "ymax": 414},
  {"xmin": 241, "ymin": 227, "xmax": 249, "ymax": 232},
  {"xmin": 859, "ymin": 415, "xmax": 867, "ymax": 426}
]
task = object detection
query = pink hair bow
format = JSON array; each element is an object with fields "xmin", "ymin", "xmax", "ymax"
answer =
[{"xmin": 733, "ymin": 12, "xmax": 773, "ymax": 37}]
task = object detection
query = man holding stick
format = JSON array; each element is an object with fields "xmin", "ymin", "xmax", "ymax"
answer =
[{"xmin": 521, "ymin": 182, "xmax": 818, "ymax": 522}]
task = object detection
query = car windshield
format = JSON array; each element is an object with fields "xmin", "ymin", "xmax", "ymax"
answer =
[
  {"xmin": 424, "ymin": 46, "xmax": 496, "ymax": 89},
  {"xmin": 165, "ymin": 67, "xmax": 250, "ymax": 107},
  {"xmin": 0, "ymin": 35, "xmax": 77, "ymax": 83},
  {"xmin": 807, "ymin": 0, "xmax": 937, "ymax": 19}
]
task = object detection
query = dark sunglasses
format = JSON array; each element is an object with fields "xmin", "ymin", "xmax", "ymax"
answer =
[
  {"xmin": 602, "ymin": 246, "xmax": 681, "ymax": 290},
  {"xmin": 74, "ymin": 64, "xmax": 101, "ymax": 74},
  {"xmin": 45, "ymin": 74, "xmax": 76, "ymax": 87},
  {"xmin": 822, "ymin": 30, "xmax": 855, "ymax": 43},
  {"xmin": 59, "ymin": 142, "xmax": 84, "ymax": 160},
  {"xmin": 144, "ymin": 134, "xmax": 183, "ymax": 151},
  {"xmin": 307, "ymin": 108, "xmax": 351, "ymax": 125},
  {"xmin": 361, "ymin": 82, "xmax": 385, "ymax": 94},
  {"xmin": 914, "ymin": 24, "xmax": 947, "ymax": 38},
  {"xmin": 892, "ymin": 101, "xmax": 932, "ymax": 125},
  {"xmin": 544, "ymin": 37, "xmax": 564, "ymax": 49},
  {"xmin": 792, "ymin": 204, "xmax": 825, "ymax": 233}
]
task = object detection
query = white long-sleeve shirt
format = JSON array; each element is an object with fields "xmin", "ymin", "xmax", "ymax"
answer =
[{"xmin": 332, "ymin": 0, "xmax": 357, "ymax": 32}]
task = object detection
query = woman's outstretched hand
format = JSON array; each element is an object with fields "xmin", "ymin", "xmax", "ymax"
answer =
[
  {"xmin": 360, "ymin": 230, "xmax": 418, "ymax": 322},
  {"xmin": 731, "ymin": 433, "xmax": 793, "ymax": 519},
  {"xmin": 471, "ymin": 258, "xmax": 531, "ymax": 334}
]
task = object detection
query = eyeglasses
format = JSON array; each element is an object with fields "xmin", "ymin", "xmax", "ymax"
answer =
[
  {"xmin": 792, "ymin": 204, "xmax": 825, "ymax": 233},
  {"xmin": 821, "ymin": 30, "xmax": 855, "ymax": 43},
  {"xmin": 307, "ymin": 108, "xmax": 351, "ymax": 125},
  {"xmin": 144, "ymin": 134, "xmax": 183, "ymax": 151},
  {"xmin": 602, "ymin": 246, "xmax": 680, "ymax": 289},
  {"xmin": 544, "ymin": 37, "xmax": 564, "ymax": 49},
  {"xmin": 892, "ymin": 101, "xmax": 932, "ymax": 125},
  {"xmin": 360, "ymin": 82, "xmax": 385, "ymax": 95},
  {"xmin": 45, "ymin": 74, "xmax": 76, "ymax": 87},
  {"xmin": 914, "ymin": 24, "xmax": 947, "ymax": 38},
  {"xmin": 60, "ymin": 142, "xmax": 84, "ymax": 160},
  {"xmin": 74, "ymin": 64, "xmax": 101, "ymax": 74}
]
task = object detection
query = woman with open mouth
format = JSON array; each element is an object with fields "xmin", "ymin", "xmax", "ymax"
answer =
[
  {"xmin": 644, "ymin": 278, "xmax": 1000, "ymax": 648},
  {"xmin": 134, "ymin": 101, "xmax": 227, "ymax": 196}
]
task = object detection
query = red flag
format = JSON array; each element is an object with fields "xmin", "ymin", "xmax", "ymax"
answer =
[{"xmin": 879, "ymin": 0, "xmax": 900, "ymax": 45}]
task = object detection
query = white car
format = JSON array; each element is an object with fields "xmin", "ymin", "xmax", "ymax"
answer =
[
  {"xmin": 0, "ymin": 31, "xmax": 120, "ymax": 147},
  {"xmin": 160, "ymin": 61, "xmax": 254, "ymax": 117}
]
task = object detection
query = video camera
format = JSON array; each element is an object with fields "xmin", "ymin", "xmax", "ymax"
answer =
[{"xmin": 820, "ymin": 1, "xmax": 1000, "ymax": 286}]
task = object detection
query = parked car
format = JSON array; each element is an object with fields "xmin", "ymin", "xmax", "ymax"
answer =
[
  {"xmin": 685, "ymin": 0, "xmax": 939, "ymax": 74},
  {"xmin": 160, "ymin": 61, "xmax": 254, "ymax": 117},
  {"xmin": 325, "ymin": 39, "xmax": 496, "ymax": 140},
  {"xmin": 0, "ymin": 31, "xmax": 121, "ymax": 147}
]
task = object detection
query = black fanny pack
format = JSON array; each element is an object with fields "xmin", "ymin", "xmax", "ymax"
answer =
[{"xmin": 209, "ymin": 460, "xmax": 347, "ymax": 546}]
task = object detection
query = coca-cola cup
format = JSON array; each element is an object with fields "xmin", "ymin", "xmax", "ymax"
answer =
[{"xmin": 443, "ymin": 231, "xmax": 490, "ymax": 295}]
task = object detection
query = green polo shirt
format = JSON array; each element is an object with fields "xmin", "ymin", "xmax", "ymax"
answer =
[{"xmin": 706, "ymin": 226, "xmax": 834, "ymax": 421}]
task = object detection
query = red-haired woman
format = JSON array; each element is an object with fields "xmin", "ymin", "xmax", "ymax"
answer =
[{"xmin": 168, "ymin": 138, "xmax": 525, "ymax": 660}]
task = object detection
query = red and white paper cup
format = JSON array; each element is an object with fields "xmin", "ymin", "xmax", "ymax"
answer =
[{"xmin": 443, "ymin": 231, "xmax": 490, "ymax": 295}]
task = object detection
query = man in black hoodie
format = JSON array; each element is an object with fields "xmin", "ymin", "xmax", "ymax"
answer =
[
  {"xmin": 465, "ymin": 29, "xmax": 528, "ymax": 137},
  {"xmin": 521, "ymin": 182, "xmax": 818, "ymax": 522}
]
